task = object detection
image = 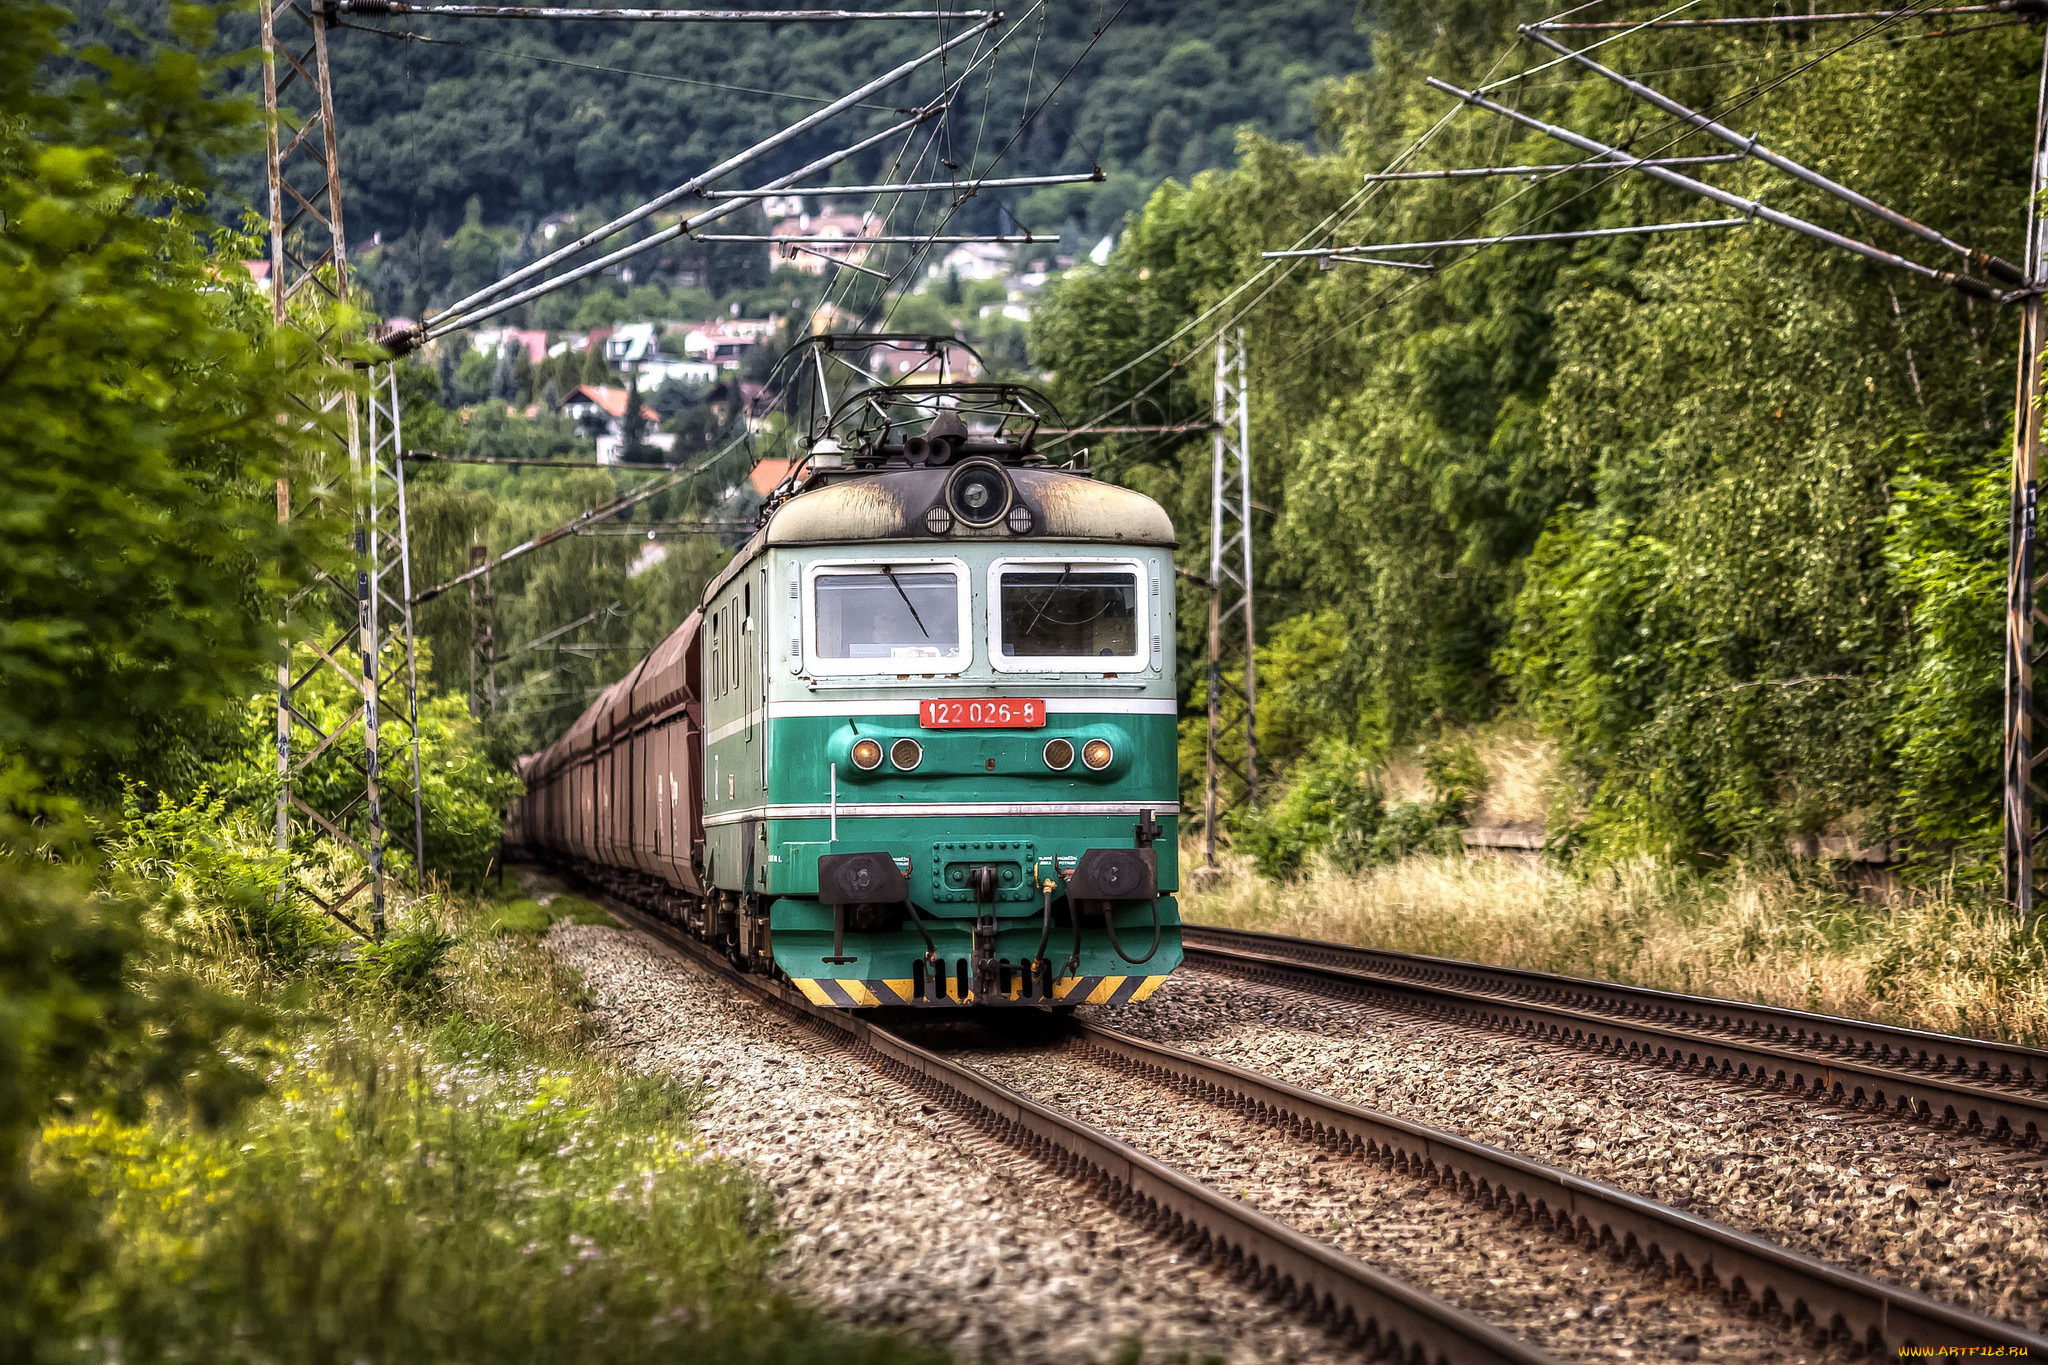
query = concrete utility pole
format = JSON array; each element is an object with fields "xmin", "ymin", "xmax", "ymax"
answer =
[
  {"xmin": 1203, "ymin": 327, "xmax": 1257, "ymax": 867},
  {"xmin": 261, "ymin": 0, "xmax": 424, "ymax": 934},
  {"xmin": 2004, "ymin": 33, "xmax": 2048, "ymax": 914}
]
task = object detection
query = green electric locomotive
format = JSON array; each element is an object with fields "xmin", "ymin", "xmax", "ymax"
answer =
[{"xmin": 510, "ymin": 336, "xmax": 1184, "ymax": 1007}]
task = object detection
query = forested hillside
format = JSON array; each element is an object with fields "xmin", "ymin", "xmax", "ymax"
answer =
[
  {"xmin": 219, "ymin": 1, "xmax": 1371, "ymax": 243},
  {"xmin": 1036, "ymin": 0, "xmax": 2034, "ymax": 871}
]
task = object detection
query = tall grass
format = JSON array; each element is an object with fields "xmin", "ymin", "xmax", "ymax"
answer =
[
  {"xmin": 1185, "ymin": 849, "xmax": 2048, "ymax": 1045},
  {"xmin": 33, "ymin": 828, "xmax": 940, "ymax": 1365}
]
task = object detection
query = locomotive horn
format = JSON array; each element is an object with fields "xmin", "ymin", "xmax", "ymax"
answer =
[{"xmin": 904, "ymin": 433, "xmax": 932, "ymax": 465}]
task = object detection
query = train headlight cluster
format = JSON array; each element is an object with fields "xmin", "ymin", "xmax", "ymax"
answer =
[
  {"xmin": 890, "ymin": 738, "xmax": 924, "ymax": 771},
  {"xmin": 946, "ymin": 461, "xmax": 1011, "ymax": 527},
  {"xmin": 1042, "ymin": 738, "xmax": 1075, "ymax": 771},
  {"xmin": 1081, "ymin": 739, "xmax": 1115, "ymax": 771},
  {"xmin": 851, "ymin": 738, "xmax": 884, "ymax": 770}
]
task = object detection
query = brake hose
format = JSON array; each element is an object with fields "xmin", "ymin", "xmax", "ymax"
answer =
[
  {"xmin": 901, "ymin": 893, "xmax": 938, "ymax": 956},
  {"xmin": 1099, "ymin": 896, "xmax": 1162, "ymax": 966}
]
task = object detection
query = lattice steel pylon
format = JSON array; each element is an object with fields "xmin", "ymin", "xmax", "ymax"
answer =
[
  {"xmin": 1202, "ymin": 328, "xmax": 1257, "ymax": 867},
  {"xmin": 2006, "ymin": 36, "xmax": 2048, "ymax": 915},
  {"xmin": 263, "ymin": 0, "xmax": 423, "ymax": 934}
]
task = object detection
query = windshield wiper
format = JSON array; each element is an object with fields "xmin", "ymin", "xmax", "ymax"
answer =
[
  {"xmin": 1020, "ymin": 563, "xmax": 1072, "ymax": 640},
  {"xmin": 881, "ymin": 565, "xmax": 931, "ymax": 638}
]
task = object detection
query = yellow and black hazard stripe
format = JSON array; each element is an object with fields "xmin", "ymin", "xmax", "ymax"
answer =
[{"xmin": 789, "ymin": 974, "xmax": 1170, "ymax": 1008}]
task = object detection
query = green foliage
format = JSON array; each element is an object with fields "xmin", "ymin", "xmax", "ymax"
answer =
[
  {"xmin": 343, "ymin": 925, "xmax": 460, "ymax": 1002},
  {"xmin": 1234, "ymin": 742, "xmax": 1386, "ymax": 879},
  {"xmin": 203, "ymin": 679, "xmax": 525, "ymax": 892},
  {"xmin": 1043, "ymin": 0, "xmax": 2037, "ymax": 862},
  {"xmin": 484, "ymin": 894, "xmax": 614, "ymax": 937},
  {"xmin": 37, "ymin": 1026, "xmax": 942, "ymax": 1364},
  {"xmin": 229, "ymin": 6, "xmax": 1373, "ymax": 246},
  {"xmin": 1, "ymin": 0, "xmax": 333, "ymax": 806},
  {"xmin": 101, "ymin": 788, "xmax": 320, "ymax": 967},
  {"xmin": 1882, "ymin": 439, "xmax": 2009, "ymax": 858},
  {"xmin": 0, "ymin": 4, "xmax": 334, "ymax": 1351},
  {"xmin": 1, "ymin": 855, "xmax": 269, "ymax": 1353}
]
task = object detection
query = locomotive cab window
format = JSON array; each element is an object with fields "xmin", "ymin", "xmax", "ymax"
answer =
[
  {"xmin": 989, "ymin": 557, "xmax": 1147, "ymax": 673},
  {"xmin": 805, "ymin": 560, "xmax": 970, "ymax": 677}
]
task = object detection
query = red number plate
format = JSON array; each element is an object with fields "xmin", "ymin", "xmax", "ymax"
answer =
[{"xmin": 920, "ymin": 699, "xmax": 1046, "ymax": 728}]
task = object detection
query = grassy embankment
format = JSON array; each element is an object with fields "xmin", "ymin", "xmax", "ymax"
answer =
[
  {"xmin": 1186, "ymin": 729, "xmax": 2048, "ymax": 1046},
  {"xmin": 34, "ymin": 825, "xmax": 940, "ymax": 1365}
]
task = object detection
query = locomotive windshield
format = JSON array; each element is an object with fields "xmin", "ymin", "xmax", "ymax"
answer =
[
  {"xmin": 995, "ymin": 563, "xmax": 1141, "ymax": 661},
  {"xmin": 813, "ymin": 567, "xmax": 963, "ymax": 661}
]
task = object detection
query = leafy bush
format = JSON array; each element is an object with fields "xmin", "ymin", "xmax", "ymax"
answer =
[
  {"xmin": 1234, "ymin": 742, "xmax": 1386, "ymax": 879},
  {"xmin": 207, "ymin": 681, "xmax": 522, "ymax": 892}
]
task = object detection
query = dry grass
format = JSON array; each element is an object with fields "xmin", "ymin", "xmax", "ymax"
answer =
[
  {"xmin": 1183, "ymin": 847, "xmax": 2048, "ymax": 1045},
  {"xmin": 1378, "ymin": 720, "xmax": 1563, "ymax": 827}
]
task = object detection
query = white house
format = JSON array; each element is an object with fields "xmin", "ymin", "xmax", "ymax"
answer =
[
  {"xmin": 559, "ymin": 384, "xmax": 677, "ymax": 465},
  {"xmin": 602, "ymin": 322, "xmax": 718, "ymax": 386},
  {"xmin": 929, "ymin": 241, "xmax": 1012, "ymax": 283}
]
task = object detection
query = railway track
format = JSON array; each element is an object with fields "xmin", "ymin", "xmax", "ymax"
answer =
[
  {"xmin": 605, "ymin": 896, "xmax": 1551, "ymax": 1365},
  {"xmin": 589, "ymin": 890, "xmax": 2048, "ymax": 1362},
  {"xmin": 1183, "ymin": 925, "xmax": 2048, "ymax": 1144}
]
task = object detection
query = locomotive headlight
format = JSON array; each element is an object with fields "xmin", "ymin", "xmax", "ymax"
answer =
[
  {"xmin": 851, "ymin": 738, "xmax": 884, "ymax": 770},
  {"xmin": 1042, "ymin": 738, "xmax": 1075, "ymax": 771},
  {"xmin": 890, "ymin": 738, "xmax": 924, "ymax": 771},
  {"xmin": 1081, "ymin": 738, "xmax": 1114, "ymax": 771},
  {"xmin": 946, "ymin": 461, "xmax": 1011, "ymax": 527}
]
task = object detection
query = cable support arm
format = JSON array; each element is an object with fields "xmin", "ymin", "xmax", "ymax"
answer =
[
  {"xmin": 783, "ymin": 243, "xmax": 892, "ymax": 278},
  {"xmin": 1530, "ymin": 1, "xmax": 2042, "ymax": 28},
  {"xmin": 394, "ymin": 17, "xmax": 996, "ymax": 350},
  {"xmin": 328, "ymin": 2, "xmax": 993, "ymax": 17},
  {"xmin": 1263, "ymin": 218, "xmax": 1749, "ymax": 259},
  {"xmin": 1519, "ymin": 26, "xmax": 2026, "ymax": 285},
  {"xmin": 1424, "ymin": 77, "xmax": 2004, "ymax": 299},
  {"xmin": 412, "ymin": 437, "xmax": 741, "ymax": 604},
  {"xmin": 497, "ymin": 603, "xmax": 622, "ymax": 664},
  {"xmin": 703, "ymin": 232, "xmax": 1047, "ymax": 243},
  {"xmin": 417, "ymin": 102, "xmax": 951, "ymax": 342},
  {"xmin": 406, "ymin": 448, "xmax": 689, "ymax": 470},
  {"xmin": 1362, "ymin": 154, "xmax": 1741, "ymax": 181},
  {"xmin": 706, "ymin": 168, "xmax": 1102, "ymax": 199}
]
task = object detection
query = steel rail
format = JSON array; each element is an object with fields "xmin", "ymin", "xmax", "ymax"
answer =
[
  {"xmin": 595, "ymin": 895, "xmax": 1559, "ymax": 1365},
  {"xmin": 1065, "ymin": 1019, "xmax": 2048, "ymax": 1358},
  {"xmin": 1182, "ymin": 926, "xmax": 2048, "ymax": 1142}
]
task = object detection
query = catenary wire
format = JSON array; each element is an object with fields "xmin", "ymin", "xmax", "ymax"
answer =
[{"xmin": 1268, "ymin": 0, "xmax": 1953, "ymax": 371}]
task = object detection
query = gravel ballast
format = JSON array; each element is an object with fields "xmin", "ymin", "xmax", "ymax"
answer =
[
  {"xmin": 547, "ymin": 922, "xmax": 1353, "ymax": 1364},
  {"xmin": 1089, "ymin": 967, "xmax": 2048, "ymax": 1331},
  {"xmin": 958, "ymin": 1040, "xmax": 1824, "ymax": 1364}
]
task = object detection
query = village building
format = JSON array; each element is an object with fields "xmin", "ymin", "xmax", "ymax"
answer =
[{"xmin": 558, "ymin": 383, "xmax": 676, "ymax": 465}]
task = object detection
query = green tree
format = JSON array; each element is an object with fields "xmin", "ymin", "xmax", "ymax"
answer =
[
  {"xmin": 0, "ymin": 1, "xmax": 331, "ymax": 1347},
  {"xmin": 1038, "ymin": 0, "xmax": 2036, "ymax": 865}
]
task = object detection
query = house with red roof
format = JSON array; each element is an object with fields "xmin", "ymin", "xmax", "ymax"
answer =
[{"xmin": 559, "ymin": 384, "xmax": 676, "ymax": 465}]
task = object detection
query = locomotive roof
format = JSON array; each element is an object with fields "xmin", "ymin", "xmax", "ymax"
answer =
[
  {"xmin": 767, "ymin": 464, "xmax": 1175, "ymax": 549},
  {"xmin": 699, "ymin": 465, "xmax": 1174, "ymax": 606}
]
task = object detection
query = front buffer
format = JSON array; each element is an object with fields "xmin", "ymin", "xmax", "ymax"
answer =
[{"xmin": 769, "ymin": 823, "xmax": 1184, "ymax": 1007}]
